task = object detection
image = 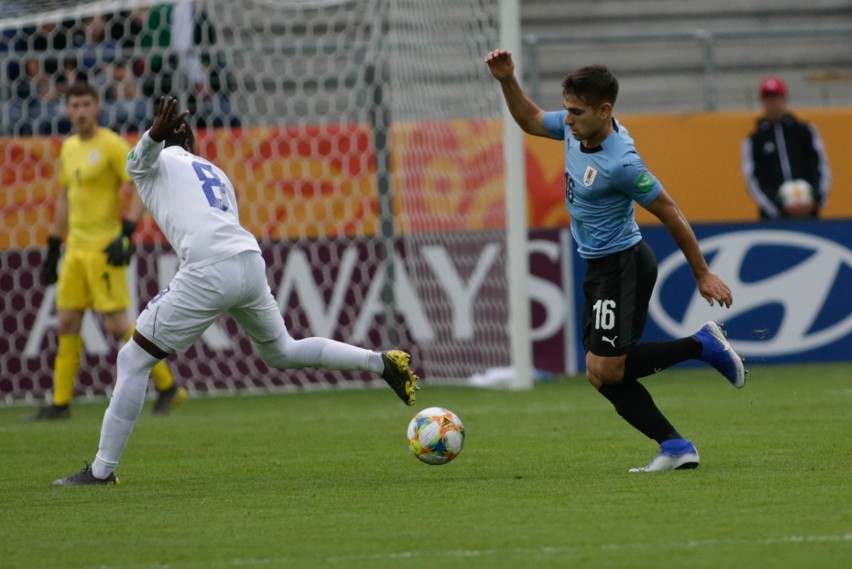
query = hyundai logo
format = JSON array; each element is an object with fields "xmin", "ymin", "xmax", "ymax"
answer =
[{"xmin": 649, "ymin": 230, "xmax": 852, "ymax": 356}]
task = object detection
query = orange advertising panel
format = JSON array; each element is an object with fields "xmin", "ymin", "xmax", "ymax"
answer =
[
  {"xmin": 1, "ymin": 126, "xmax": 379, "ymax": 249},
  {"xmin": 193, "ymin": 124, "xmax": 380, "ymax": 241},
  {"xmin": 2, "ymin": 109, "xmax": 850, "ymax": 250},
  {"xmin": 525, "ymin": 108, "xmax": 852, "ymax": 227},
  {"xmin": 392, "ymin": 119, "xmax": 506, "ymax": 233},
  {"xmin": 1, "ymin": 121, "xmax": 506, "ymax": 249},
  {"xmin": 1, "ymin": 137, "xmax": 63, "ymax": 250}
]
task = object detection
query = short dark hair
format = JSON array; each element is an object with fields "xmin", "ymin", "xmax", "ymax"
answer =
[
  {"xmin": 561, "ymin": 65, "xmax": 619, "ymax": 108},
  {"xmin": 66, "ymin": 81, "xmax": 99, "ymax": 101},
  {"xmin": 164, "ymin": 118, "xmax": 195, "ymax": 151}
]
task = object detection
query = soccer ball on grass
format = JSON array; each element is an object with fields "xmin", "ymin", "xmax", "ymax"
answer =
[{"xmin": 406, "ymin": 407, "xmax": 465, "ymax": 465}]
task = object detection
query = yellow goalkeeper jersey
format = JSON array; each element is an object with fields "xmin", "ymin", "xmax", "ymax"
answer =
[{"xmin": 59, "ymin": 127, "xmax": 132, "ymax": 249}]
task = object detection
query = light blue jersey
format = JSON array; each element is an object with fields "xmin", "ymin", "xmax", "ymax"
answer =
[{"xmin": 541, "ymin": 111, "xmax": 663, "ymax": 259}]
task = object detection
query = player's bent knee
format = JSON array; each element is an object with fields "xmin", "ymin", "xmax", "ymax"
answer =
[
  {"xmin": 116, "ymin": 343, "xmax": 145, "ymax": 378},
  {"xmin": 101, "ymin": 311, "xmax": 131, "ymax": 339},
  {"xmin": 586, "ymin": 353, "xmax": 626, "ymax": 385},
  {"xmin": 585, "ymin": 369, "xmax": 603, "ymax": 389},
  {"xmin": 256, "ymin": 331, "xmax": 301, "ymax": 369},
  {"xmin": 56, "ymin": 311, "xmax": 84, "ymax": 335}
]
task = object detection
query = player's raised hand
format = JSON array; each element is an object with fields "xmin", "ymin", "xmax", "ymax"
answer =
[
  {"xmin": 484, "ymin": 49, "xmax": 515, "ymax": 82},
  {"xmin": 149, "ymin": 96, "xmax": 191, "ymax": 142}
]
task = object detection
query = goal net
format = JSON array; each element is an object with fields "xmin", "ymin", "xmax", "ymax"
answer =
[{"xmin": 0, "ymin": 0, "xmax": 525, "ymax": 404}]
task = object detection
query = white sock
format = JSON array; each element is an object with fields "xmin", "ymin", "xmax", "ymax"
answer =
[
  {"xmin": 92, "ymin": 410, "xmax": 137, "ymax": 479},
  {"xmin": 288, "ymin": 337, "xmax": 384, "ymax": 372},
  {"xmin": 368, "ymin": 351, "xmax": 385, "ymax": 374},
  {"xmin": 260, "ymin": 331, "xmax": 385, "ymax": 373},
  {"xmin": 92, "ymin": 339, "xmax": 159, "ymax": 479}
]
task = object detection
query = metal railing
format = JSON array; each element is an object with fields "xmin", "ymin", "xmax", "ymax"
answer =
[{"xmin": 522, "ymin": 25, "xmax": 852, "ymax": 111}]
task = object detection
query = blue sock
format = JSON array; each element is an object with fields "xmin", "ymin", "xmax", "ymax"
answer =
[{"xmin": 660, "ymin": 438, "xmax": 695, "ymax": 454}]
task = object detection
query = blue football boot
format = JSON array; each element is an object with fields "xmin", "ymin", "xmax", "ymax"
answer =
[{"xmin": 694, "ymin": 321, "xmax": 747, "ymax": 389}]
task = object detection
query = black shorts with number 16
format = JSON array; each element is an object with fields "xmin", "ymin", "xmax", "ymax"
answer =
[{"xmin": 582, "ymin": 239, "xmax": 657, "ymax": 356}]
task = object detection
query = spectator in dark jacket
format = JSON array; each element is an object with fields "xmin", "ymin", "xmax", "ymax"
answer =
[{"xmin": 741, "ymin": 76, "xmax": 831, "ymax": 220}]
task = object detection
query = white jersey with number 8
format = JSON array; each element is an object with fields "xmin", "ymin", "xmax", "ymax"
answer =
[{"xmin": 127, "ymin": 131, "xmax": 260, "ymax": 269}]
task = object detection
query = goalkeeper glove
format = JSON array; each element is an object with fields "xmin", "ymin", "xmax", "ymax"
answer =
[
  {"xmin": 103, "ymin": 219, "xmax": 137, "ymax": 267},
  {"xmin": 41, "ymin": 235, "xmax": 62, "ymax": 285}
]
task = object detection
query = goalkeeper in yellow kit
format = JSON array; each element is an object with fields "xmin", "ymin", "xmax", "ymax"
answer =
[{"xmin": 29, "ymin": 82, "xmax": 186, "ymax": 420}]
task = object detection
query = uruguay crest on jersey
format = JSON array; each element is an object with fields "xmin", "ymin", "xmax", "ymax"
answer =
[{"xmin": 583, "ymin": 165, "xmax": 598, "ymax": 187}]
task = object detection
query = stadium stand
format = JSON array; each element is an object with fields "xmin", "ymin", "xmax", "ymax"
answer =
[
  {"xmin": 0, "ymin": 5, "xmax": 239, "ymax": 135},
  {"xmin": 2, "ymin": 1, "xmax": 851, "ymax": 135},
  {"xmin": 521, "ymin": 0, "xmax": 852, "ymax": 113}
]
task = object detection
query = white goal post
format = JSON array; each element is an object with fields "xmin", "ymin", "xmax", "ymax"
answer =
[
  {"xmin": 499, "ymin": 0, "xmax": 533, "ymax": 389},
  {"xmin": 0, "ymin": 0, "xmax": 533, "ymax": 403}
]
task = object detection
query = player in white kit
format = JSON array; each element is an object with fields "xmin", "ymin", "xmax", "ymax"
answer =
[{"xmin": 54, "ymin": 97, "xmax": 419, "ymax": 485}]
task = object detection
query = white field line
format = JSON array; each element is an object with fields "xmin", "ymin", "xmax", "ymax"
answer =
[{"xmin": 85, "ymin": 533, "xmax": 852, "ymax": 568}]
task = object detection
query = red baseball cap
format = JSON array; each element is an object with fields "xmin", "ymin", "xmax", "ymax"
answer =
[{"xmin": 759, "ymin": 76, "xmax": 787, "ymax": 97}]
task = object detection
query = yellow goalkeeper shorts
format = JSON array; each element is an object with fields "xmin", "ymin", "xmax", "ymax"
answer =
[{"xmin": 56, "ymin": 247, "xmax": 131, "ymax": 313}]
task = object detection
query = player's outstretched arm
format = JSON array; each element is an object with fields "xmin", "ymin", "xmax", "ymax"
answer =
[
  {"xmin": 484, "ymin": 49, "xmax": 551, "ymax": 138},
  {"xmin": 644, "ymin": 191, "xmax": 733, "ymax": 308}
]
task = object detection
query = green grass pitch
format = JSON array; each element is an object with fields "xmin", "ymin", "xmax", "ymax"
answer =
[{"xmin": 1, "ymin": 363, "xmax": 850, "ymax": 569}]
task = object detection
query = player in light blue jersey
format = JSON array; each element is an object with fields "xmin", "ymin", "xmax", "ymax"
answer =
[{"xmin": 486, "ymin": 49, "xmax": 747, "ymax": 472}]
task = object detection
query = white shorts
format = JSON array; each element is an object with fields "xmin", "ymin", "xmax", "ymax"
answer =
[{"xmin": 136, "ymin": 251, "xmax": 287, "ymax": 354}]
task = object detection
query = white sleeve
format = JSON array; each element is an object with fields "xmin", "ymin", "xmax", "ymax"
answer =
[
  {"xmin": 126, "ymin": 130, "xmax": 165, "ymax": 180},
  {"xmin": 741, "ymin": 136, "xmax": 779, "ymax": 219},
  {"xmin": 808, "ymin": 124, "xmax": 831, "ymax": 206}
]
